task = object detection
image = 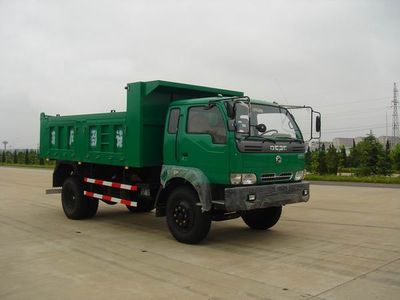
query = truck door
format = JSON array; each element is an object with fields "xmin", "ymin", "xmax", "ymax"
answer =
[
  {"xmin": 177, "ymin": 105, "xmax": 229, "ymax": 184},
  {"xmin": 163, "ymin": 108, "xmax": 181, "ymax": 164}
]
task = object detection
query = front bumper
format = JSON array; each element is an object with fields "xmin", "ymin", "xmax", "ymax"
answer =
[{"xmin": 224, "ymin": 181, "xmax": 310, "ymax": 212}]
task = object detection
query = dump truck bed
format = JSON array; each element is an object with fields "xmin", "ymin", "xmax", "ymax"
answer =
[
  {"xmin": 40, "ymin": 111, "xmax": 127, "ymax": 167},
  {"xmin": 39, "ymin": 80, "xmax": 243, "ymax": 168}
]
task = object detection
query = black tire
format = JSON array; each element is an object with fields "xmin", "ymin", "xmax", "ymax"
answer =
[
  {"xmin": 166, "ymin": 187, "xmax": 211, "ymax": 244},
  {"xmin": 61, "ymin": 177, "xmax": 98, "ymax": 219},
  {"xmin": 241, "ymin": 206, "xmax": 282, "ymax": 230},
  {"xmin": 126, "ymin": 196, "xmax": 154, "ymax": 213},
  {"xmin": 86, "ymin": 198, "xmax": 99, "ymax": 218}
]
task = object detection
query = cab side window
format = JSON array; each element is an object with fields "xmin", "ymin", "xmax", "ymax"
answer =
[
  {"xmin": 187, "ymin": 106, "xmax": 226, "ymax": 144},
  {"xmin": 167, "ymin": 108, "xmax": 180, "ymax": 134}
]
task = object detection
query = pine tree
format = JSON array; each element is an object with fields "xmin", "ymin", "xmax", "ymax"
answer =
[
  {"xmin": 391, "ymin": 144, "xmax": 400, "ymax": 171},
  {"xmin": 305, "ymin": 147, "xmax": 312, "ymax": 171},
  {"xmin": 357, "ymin": 134, "xmax": 386, "ymax": 175},
  {"xmin": 326, "ymin": 145, "xmax": 338, "ymax": 174},
  {"xmin": 310, "ymin": 151, "xmax": 319, "ymax": 174},
  {"xmin": 318, "ymin": 144, "xmax": 328, "ymax": 174},
  {"xmin": 13, "ymin": 150, "xmax": 17, "ymax": 164},
  {"xmin": 349, "ymin": 140, "xmax": 360, "ymax": 168},
  {"xmin": 24, "ymin": 149, "xmax": 29, "ymax": 164},
  {"xmin": 378, "ymin": 140, "xmax": 393, "ymax": 175},
  {"xmin": 338, "ymin": 146, "xmax": 347, "ymax": 170},
  {"xmin": 29, "ymin": 149, "xmax": 37, "ymax": 165}
]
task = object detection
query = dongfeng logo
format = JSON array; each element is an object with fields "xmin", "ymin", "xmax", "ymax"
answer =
[
  {"xmin": 270, "ymin": 145, "xmax": 287, "ymax": 151},
  {"xmin": 276, "ymin": 155, "xmax": 282, "ymax": 164}
]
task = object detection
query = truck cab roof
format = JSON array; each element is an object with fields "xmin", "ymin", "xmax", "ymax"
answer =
[{"xmin": 170, "ymin": 96, "xmax": 279, "ymax": 108}]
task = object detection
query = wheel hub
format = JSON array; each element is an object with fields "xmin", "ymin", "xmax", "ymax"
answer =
[{"xmin": 173, "ymin": 204, "xmax": 190, "ymax": 228}]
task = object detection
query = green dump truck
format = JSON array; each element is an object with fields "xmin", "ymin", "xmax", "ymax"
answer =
[{"xmin": 40, "ymin": 80, "xmax": 321, "ymax": 244}]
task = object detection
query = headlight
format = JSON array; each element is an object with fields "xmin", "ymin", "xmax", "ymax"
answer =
[
  {"xmin": 242, "ymin": 173, "xmax": 257, "ymax": 185},
  {"xmin": 230, "ymin": 173, "xmax": 242, "ymax": 185},
  {"xmin": 230, "ymin": 173, "xmax": 257, "ymax": 185},
  {"xmin": 294, "ymin": 170, "xmax": 305, "ymax": 181}
]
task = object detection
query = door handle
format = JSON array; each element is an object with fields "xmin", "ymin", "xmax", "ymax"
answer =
[{"xmin": 182, "ymin": 152, "xmax": 189, "ymax": 157}]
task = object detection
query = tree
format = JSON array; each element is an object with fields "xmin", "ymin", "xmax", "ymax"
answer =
[
  {"xmin": 310, "ymin": 151, "xmax": 319, "ymax": 174},
  {"xmin": 349, "ymin": 139, "xmax": 360, "ymax": 168},
  {"xmin": 326, "ymin": 145, "xmax": 338, "ymax": 174},
  {"xmin": 378, "ymin": 140, "xmax": 393, "ymax": 175},
  {"xmin": 391, "ymin": 144, "xmax": 400, "ymax": 171},
  {"xmin": 1, "ymin": 151, "xmax": 5, "ymax": 163},
  {"xmin": 13, "ymin": 150, "xmax": 17, "ymax": 164},
  {"xmin": 24, "ymin": 149, "xmax": 29, "ymax": 164},
  {"xmin": 305, "ymin": 147, "xmax": 312, "ymax": 171},
  {"xmin": 29, "ymin": 149, "xmax": 38, "ymax": 165},
  {"xmin": 356, "ymin": 134, "xmax": 386, "ymax": 176},
  {"xmin": 17, "ymin": 151, "xmax": 24, "ymax": 164},
  {"xmin": 5, "ymin": 151, "xmax": 12, "ymax": 163},
  {"xmin": 318, "ymin": 144, "xmax": 328, "ymax": 174},
  {"xmin": 338, "ymin": 146, "xmax": 347, "ymax": 170}
]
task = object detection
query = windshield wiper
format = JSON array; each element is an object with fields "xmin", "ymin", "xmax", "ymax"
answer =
[
  {"xmin": 275, "ymin": 137, "xmax": 303, "ymax": 143},
  {"xmin": 260, "ymin": 137, "xmax": 276, "ymax": 144},
  {"xmin": 239, "ymin": 135, "xmax": 276, "ymax": 144}
]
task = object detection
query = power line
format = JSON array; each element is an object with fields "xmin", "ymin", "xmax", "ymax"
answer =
[
  {"xmin": 323, "ymin": 106, "xmax": 387, "ymax": 117},
  {"xmin": 314, "ymin": 96, "xmax": 391, "ymax": 109},
  {"xmin": 323, "ymin": 125, "xmax": 386, "ymax": 134}
]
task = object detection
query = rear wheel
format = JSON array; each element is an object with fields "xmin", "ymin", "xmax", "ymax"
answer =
[
  {"xmin": 166, "ymin": 187, "xmax": 211, "ymax": 244},
  {"xmin": 61, "ymin": 176, "xmax": 98, "ymax": 219},
  {"xmin": 241, "ymin": 206, "xmax": 282, "ymax": 230}
]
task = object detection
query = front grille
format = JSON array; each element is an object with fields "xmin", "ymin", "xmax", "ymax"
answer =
[
  {"xmin": 260, "ymin": 172, "xmax": 293, "ymax": 182},
  {"xmin": 243, "ymin": 145, "xmax": 263, "ymax": 152},
  {"xmin": 292, "ymin": 146, "xmax": 305, "ymax": 153}
]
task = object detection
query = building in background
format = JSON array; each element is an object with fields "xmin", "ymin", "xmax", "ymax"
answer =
[
  {"xmin": 304, "ymin": 135, "xmax": 400, "ymax": 153},
  {"xmin": 377, "ymin": 136, "xmax": 400, "ymax": 148},
  {"xmin": 332, "ymin": 138, "xmax": 353, "ymax": 149},
  {"xmin": 354, "ymin": 137, "xmax": 365, "ymax": 144}
]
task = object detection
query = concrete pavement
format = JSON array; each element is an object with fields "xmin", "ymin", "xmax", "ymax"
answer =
[{"xmin": 0, "ymin": 167, "xmax": 399, "ymax": 299}]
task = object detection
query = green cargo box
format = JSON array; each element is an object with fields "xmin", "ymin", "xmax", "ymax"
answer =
[{"xmin": 40, "ymin": 80, "xmax": 243, "ymax": 168}]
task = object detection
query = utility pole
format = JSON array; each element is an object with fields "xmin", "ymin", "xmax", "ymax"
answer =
[
  {"xmin": 392, "ymin": 83, "xmax": 399, "ymax": 147},
  {"xmin": 2, "ymin": 141, "xmax": 8, "ymax": 151}
]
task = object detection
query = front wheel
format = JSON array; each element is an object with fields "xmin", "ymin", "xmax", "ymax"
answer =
[
  {"xmin": 166, "ymin": 187, "xmax": 211, "ymax": 244},
  {"xmin": 241, "ymin": 206, "xmax": 282, "ymax": 230}
]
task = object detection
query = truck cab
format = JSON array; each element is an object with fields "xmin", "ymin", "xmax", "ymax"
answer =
[{"xmin": 157, "ymin": 96, "xmax": 319, "ymax": 243}]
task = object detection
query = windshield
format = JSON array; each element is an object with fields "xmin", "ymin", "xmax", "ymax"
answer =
[
  {"xmin": 235, "ymin": 101, "xmax": 250, "ymax": 133},
  {"xmin": 235, "ymin": 103, "xmax": 303, "ymax": 141}
]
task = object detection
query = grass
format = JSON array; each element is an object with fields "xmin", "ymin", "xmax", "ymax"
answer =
[
  {"xmin": 306, "ymin": 174, "xmax": 400, "ymax": 184},
  {"xmin": 0, "ymin": 163, "xmax": 54, "ymax": 169}
]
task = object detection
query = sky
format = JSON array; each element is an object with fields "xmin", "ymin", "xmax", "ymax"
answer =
[{"xmin": 0, "ymin": 0, "xmax": 399, "ymax": 149}]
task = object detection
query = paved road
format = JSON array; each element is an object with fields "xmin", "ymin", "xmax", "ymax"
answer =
[{"xmin": 0, "ymin": 167, "xmax": 399, "ymax": 299}]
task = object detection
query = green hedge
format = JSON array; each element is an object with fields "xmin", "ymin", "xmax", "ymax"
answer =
[{"xmin": 306, "ymin": 174, "xmax": 400, "ymax": 184}]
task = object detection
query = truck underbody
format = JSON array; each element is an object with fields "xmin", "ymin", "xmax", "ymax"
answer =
[{"xmin": 52, "ymin": 160, "xmax": 309, "ymax": 218}]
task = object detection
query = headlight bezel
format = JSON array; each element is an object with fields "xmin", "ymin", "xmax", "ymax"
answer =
[
  {"xmin": 241, "ymin": 173, "xmax": 257, "ymax": 185},
  {"xmin": 294, "ymin": 170, "xmax": 305, "ymax": 181},
  {"xmin": 230, "ymin": 173, "xmax": 242, "ymax": 185},
  {"xmin": 230, "ymin": 173, "xmax": 257, "ymax": 185}
]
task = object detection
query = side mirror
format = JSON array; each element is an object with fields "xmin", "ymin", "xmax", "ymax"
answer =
[
  {"xmin": 255, "ymin": 123, "xmax": 266, "ymax": 133},
  {"xmin": 225, "ymin": 102, "xmax": 235, "ymax": 119},
  {"xmin": 316, "ymin": 116, "xmax": 321, "ymax": 132}
]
